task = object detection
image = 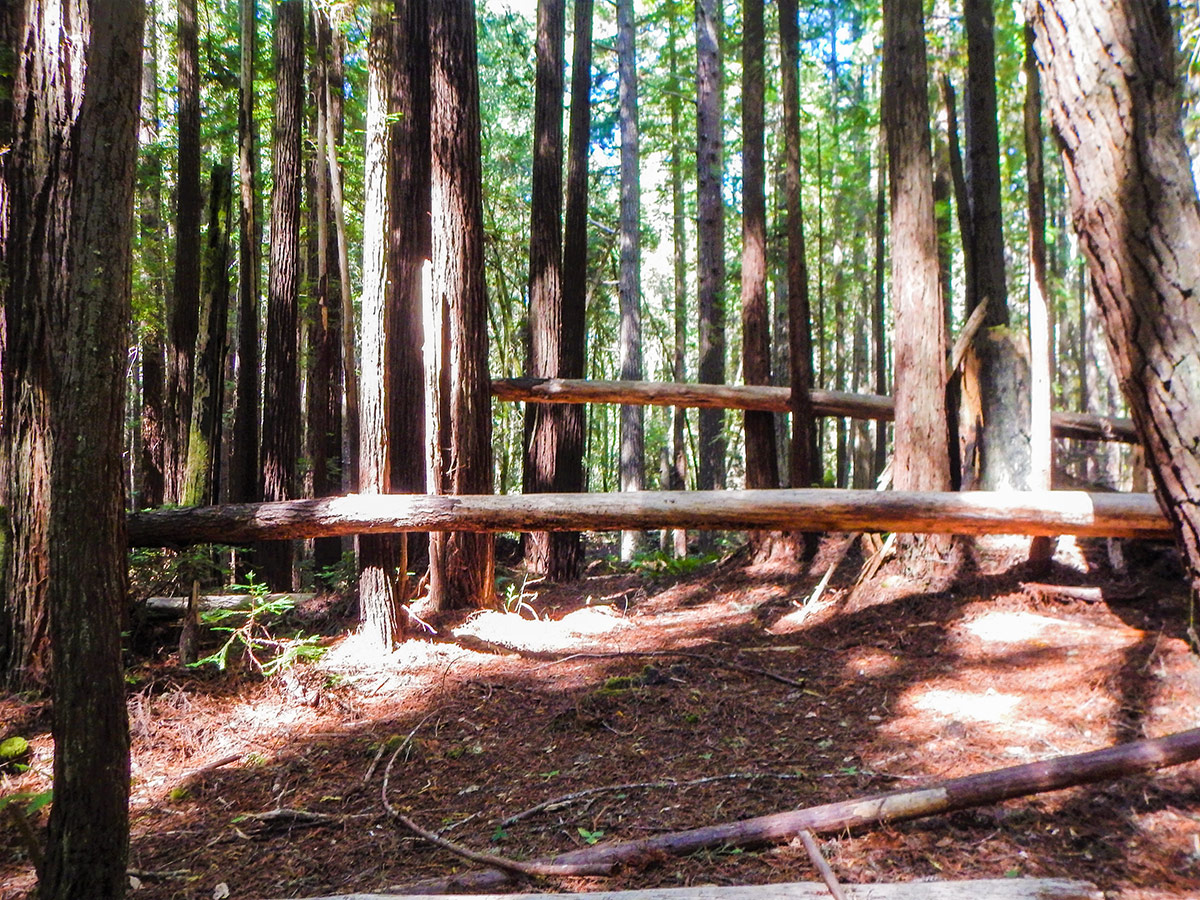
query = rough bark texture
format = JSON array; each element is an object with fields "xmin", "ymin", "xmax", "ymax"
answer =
[
  {"xmin": 617, "ymin": 0, "xmax": 644, "ymax": 561},
  {"xmin": 667, "ymin": 0, "xmax": 688, "ymax": 556},
  {"xmin": 128, "ymin": 490, "xmax": 1171, "ymax": 546},
  {"xmin": 429, "ymin": 0, "xmax": 495, "ymax": 610},
  {"xmin": 524, "ymin": 0, "xmax": 571, "ymax": 575},
  {"xmin": 165, "ymin": 0, "xmax": 201, "ymax": 503},
  {"xmin": 884, "ymin": 0, "xmax": 953, "ymax": 564},
  {"xmin": 258, "ymin": 0, "xmax": 304, "ymax": 590},
  {"xmin": 358, "ymin": 8, "xmax": 404, "ymax": 648},
  {"xmin": 183, "ymin": 162, "xmax": 233, "ymax": 507},
  {"xmin": 740, "ymin": 0, "xmax": 776, "ymax": 495},
  {"xmin": 779, "ymin": 0, "xmax": 815, "ymax": 500},
  {"xmin": 1032, "ymin": 0, "xmax": 1200, "ymax": 601},
  {"xmin": 230, "ymin": 0, "xmax": 261, "ymax": 505},
  {"xmin": 695, "ymin": 0, "xmax": 726, "ymax": 497},
  {"xmin": 4, "ymin": 2, "xmax": 143, "ymax": 895}
]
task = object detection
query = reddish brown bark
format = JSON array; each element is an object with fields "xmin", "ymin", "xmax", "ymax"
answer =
[{"xmin": 1032, "ymin": 0, "xmax": 1200, "ymax": 601}]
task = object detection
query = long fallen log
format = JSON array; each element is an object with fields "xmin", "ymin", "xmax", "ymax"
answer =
[
  {"xmin": 491, "ymin": 378, "xmax": 1138, "ymax": 444},
  {"xmin": 126, "ymin": 489, "xmax": 1171, "ymax": 547},
  {"xmin": 280, "ymin": 879, "xmax": 1103, "ymax": 900},
  {"xmin": 393, "ymin": 727, "xmax": 1200, "ymax": 895}
]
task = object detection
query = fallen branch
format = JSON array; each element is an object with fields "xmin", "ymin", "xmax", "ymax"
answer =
[
  {"xmin": 392, "ymin": 726, "xmax": 1200, "ymax": 894},
  {"xmin": 501, "ymin": 772, "xmax": 811, "ymax": 826},
  {"xmin": 797, "ymin": 830, "xmax": 850, "ymax": 900},
  {"xmin": 1019, "ymin": 582, "xmax": 1145, "ymax": 603},
  {"xmin": 380, "ymin": 728, "xmax": 611, "ymax": 880}
]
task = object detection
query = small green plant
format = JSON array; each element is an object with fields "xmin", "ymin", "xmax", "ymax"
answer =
[
  {"xmin": 0, "ymin": 789, "xmax": 52, "ymax": 818},
  {"xmin": 628, "ymin": 548, "xmax": 721, "ymax": 577},
  {"xmin": 491, "ymin": 824, "xmax": 509, "ymax": 842},
  {"xmin": 189, "ymin": 575, "xmax": 326, "ymax": 676},
  {"xmin": 577, "ymin": 827, "xmax": 605, "ymax": 845},
  {"xmin": 497, "ymin": 574, "xmax": 538, "ymax": 618}
]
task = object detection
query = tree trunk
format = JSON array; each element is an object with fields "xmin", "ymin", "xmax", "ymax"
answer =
[
  {"xmin": 695, "ymin": 0, "xmax": 726, "ymax": 501},
  {"xmin": 549, "ymin": 0, "xmax": 592, "ymax": 578},
  {"xmin": 523, "ymin": 0, "xmax": 571, "ymax": 575},
  {"xmin": 741, "ymin": 0, "xmax": 776, "ymax": 500},
  {"xmin": 429, "ymin": 0, "xmax": 495, "ymax": 610},
  {"xmin": 1031, "ymin": 0, "xmax": 1200, "ymax": 602},
  {"xmin": 617, "ymin": 0, "xmax": 644, "ymax": 561},
  {"xmin": 883, "ymin": 0, "xmax": 953, "ymax": 561},
  {"xmin": 1024, "ymin": 20, "xmax": 1054, "ymax": 567},
  {"xmin": 258, "ymin": 0, "xmax": 304, "ymax": 590},
  {"xmin": 230, "ymin": 0, "xmax": 262, "ymax": 506},
  {"xmin": 166, "ymin": 0, "xmax": 202, "ymax": 504},
  {"xmin": 136, "ymin": 1, "xmax": 167, "ymax": 510},
  {"xmin": 668, "ymin": 0, "xmax": 688, "ymax": 557},
  {"xmin": 182, "ymin": 162, "xmax": 234, "ymax": 507},
  {"xmin": 872, "ymin": 114, "xmax": 889, "ymax": 480},
  {"xmin": 4, "ymin": 3, "xmax": 143, "ymax": 895}
]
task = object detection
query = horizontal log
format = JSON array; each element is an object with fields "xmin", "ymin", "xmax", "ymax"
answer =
[
  {"xmin": 126, "ymin": 489, "xmax": 1171, "ymax": 547},
  {"xmin": 394, "ymin": 726, "xmax": 1200, "ymax": 894},
  {"xmin": 490, "ymin": 378, "xmax": 1138, "ymax": 443},
  {"xmin": 278, "ymin": 879, "xmax": 1102, "ymax": 900},
  {"xmin": 140, "ymin": 593, "xmax": 315, "ymax": 617}
]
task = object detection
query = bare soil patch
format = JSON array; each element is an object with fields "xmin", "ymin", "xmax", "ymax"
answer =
[{"xmin": 2, "ymin": 534, "xmax": 1199, "ymax": 899}]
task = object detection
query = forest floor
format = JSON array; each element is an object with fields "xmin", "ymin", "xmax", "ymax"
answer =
[{"xmin": 2, "ymin": 532, "xmax": 1200, "ymax": 900}]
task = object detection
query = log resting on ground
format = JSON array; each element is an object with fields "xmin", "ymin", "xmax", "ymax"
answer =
[
  {"xmin": 390, "ymin": 727, "xmax": 1200, "ymax": 895},
  {"xmin": 126, "ymin": 489, "xmax": 1171, "ymax": 547},
  {"xmin": 491, "ymin": 378, "xmax": 1138, "ymax": 443}
]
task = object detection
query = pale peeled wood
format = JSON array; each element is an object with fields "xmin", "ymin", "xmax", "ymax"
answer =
[
  {"xmin": 490, "ymin": 378, "xmax": 1137, "ymax": 443},
  {"xmin": 276, "ymin": 880, "xmax": 1101, "ymax": 900},
  {"xmin": 126, "ymin": 489, "xmax": 1170, "ymax": 547}
]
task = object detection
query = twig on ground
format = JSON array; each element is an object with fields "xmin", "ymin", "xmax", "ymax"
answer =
[
  {"xmin": 379, "ymin": 717, "xmax": 611, "ymax": 879},
  {"xmin": 177, "ymin": 752, "xmax": 242, "ymax": 785},
  {"xmin": 542, "ymin": 648, "xmax": 804, "ymax": 689},
  {"xmin": 797, "ymin": 829, "xmax": 850, "ymax": 900},
  {"xmin": 501, "ymin": 771, "xmax": 810, "ymax": 826},
  {"xmin": 362, "ymin": 742, "xmax": 387, "ymax": 784}
]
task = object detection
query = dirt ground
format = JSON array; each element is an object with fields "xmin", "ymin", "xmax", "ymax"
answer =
[{"xmin": 2, "ymin": 532, "xmax": 1200, "ymax": 900}]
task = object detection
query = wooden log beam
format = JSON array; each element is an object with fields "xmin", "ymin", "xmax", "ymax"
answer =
[
  {"xmin": 392, "ymin": 727, "xmax": 1200, "ymax": 895},
  {"xmin": 275, "ymin": 879, "xmax": 1102, "ymax": 900},
  {"xmin": 491, "ymin": 378, "xmax": 1138, "ymax": 444},
  {"xmin": 126, "ymin": 489, "xmax": 1171, "ymax": 547}
]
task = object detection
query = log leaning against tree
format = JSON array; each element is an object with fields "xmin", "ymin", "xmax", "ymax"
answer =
[
  {"xmin": 126, "ymin": 489, "xmax": 1171, "ymax": 547},
  {"xmin": 490, "ymin": 378, "xmax": 1138, "ymax": 444}
]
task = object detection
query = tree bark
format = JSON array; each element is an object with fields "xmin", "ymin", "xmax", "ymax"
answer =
[
  {"xmin": 695, "ymin": 0, "xmax": 726, "ymax": 500},
  {"xmin": 127, "ymin": 489, "xmax": 1171, "ymax": 547},
  {"xmin": 165, "ymin": 0, "xmax": 202, "ymax": 504},
  {"xmin": 741, "ymin": 0, "xmax": 776, "ymax": 497},
  {"xmin": 523, "ymin": 0, "xmax": 571, "ymax": 575},
  {"xmin": 429, "ymin": 0, "xmax": 495, "ymax": 610},
  {"xmin": 668, "ymin": 0, "xmax": 688, "ymax": 557},
  {"xmin": 358, "ymin": 6, "xmax": 405, "ymax": 649},
  {"xmin": 884, "ymin": 0, "xmax": 953, "ymax": 563},
  {"xmin": 182, "ymin": 162, "xmax": 233, "ymax": 507},
  {"xmin": 4, "ymin": 3, "xmax": 143, "ymax": 895},
  {"xmin": 258, "ymin": 0, "xmax": 304, "ymax": 590},
  {"xmin": 617, "ymin": 0, "xmax": 644, "ymax": 561},
  {"xmin": 1031, "ymin": 0, "xmax": 1200, "ymax": 601},
  {"xmin": 230, "ymin": 0, "xmax": 262, "ymax": 506}
]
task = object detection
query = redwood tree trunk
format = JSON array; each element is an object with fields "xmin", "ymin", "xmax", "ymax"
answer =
[
  {"xmin": 258, "ymin": 0, "xmax": 304, "ymax": 590},
  {"xmin": 741, "ymin": 0, "xmax": 776, "ymax": 498},
  {"xmin": 5, "ymin": 3, "xmax": 144, "ymax": 896},
  {"xmin": 166, "ymin": 0, "xmax": 202, "ymax": 503},
  {"xmin": 523, "ymin": 0, "xmax": 570, "ymax": 575},
  {"xmin": 429, "ymin": 0, "xmax": 495, "ymax": 610},
  {"xmin": 695, "ymin": 0, "xmax": 726, "ymax": 498},
  {"xmin": 883, "ymin": 0, "xmax": 953, "ymax": 551},
  {"xmin": 617, "ymin": 0, "xmax": 644, "ymax": 561},
  {"xmin": 1032, "ymin": 0, "xmax": 1200, "ymax": 601},
  {"xmin": 668, "ymin": 0, "xmax": 688, "ymax": 556}
]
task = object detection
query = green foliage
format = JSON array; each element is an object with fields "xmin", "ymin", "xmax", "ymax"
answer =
[
  {"xmin": 627, "ymin": 548, "xmax": 721, "ymax": 577},
  {"xmin": 0, "ymin": 736, "xmax": 30, "ymax": 761},
  {"xmin": 0, "ymin": 789, "xmax": 52, "ymax": 817},
  {"xmin": 189, "ymin": 575, "xmax": 327, "ymax": 677},
  {"xmin": 577, "ymin": 826, "xmax": 605, "ymax": 845}
]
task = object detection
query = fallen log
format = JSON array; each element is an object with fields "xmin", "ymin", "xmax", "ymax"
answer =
[
  {"xmin": 490, "ymin": 378, "xmax": 1138, "ymax": 444},
  {"xmin": 140, "ymin": 593, "xmax": 315, "ymax": 618},
  {"xmin": 393, "ymin": 726, "xmax": 1200, "ymax": 894},
  {"xmin": 126, "ymin": 489, "xmax": 1170, "ymax": 547},
  {"xmin": 279, "ymin": 879, "xmax": 1102, "ymax": 900}
]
